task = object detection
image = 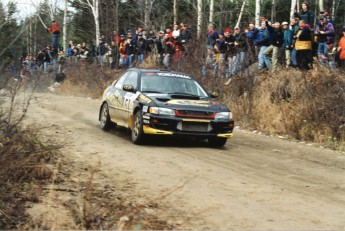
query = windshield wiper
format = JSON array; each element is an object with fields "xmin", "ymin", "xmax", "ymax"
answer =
[{"xmin": 141, "ymin": 90, "xmax": 164, "ymax": 94}]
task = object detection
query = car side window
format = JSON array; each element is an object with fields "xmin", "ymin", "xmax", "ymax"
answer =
[
  {"xmin": 114, "ymin": 71, "xmax": 130, "ymax": 89},
  {"xmin": 123, "ymin": 71, "xmax": 138, "ymax": 90}
]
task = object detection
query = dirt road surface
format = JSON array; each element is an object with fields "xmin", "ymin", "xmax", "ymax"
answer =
[{"xmin": 25, "ymin": 93, "xmax": 345, "ymax": 230}]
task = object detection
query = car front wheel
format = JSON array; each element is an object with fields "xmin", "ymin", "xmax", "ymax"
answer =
[
  {"xmin": 132, "ymin": 110, "xmax": 145, "ymax": 144},
  {"xmin": 100, "ymin": 102, "xmax": 112, "ymax": 131},
  {"xmin": 208, "ymin": 137, "xmax": 227, "ymax": 147}
]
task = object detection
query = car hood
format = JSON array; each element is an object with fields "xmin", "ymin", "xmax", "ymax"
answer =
[{"xmin": 145, "ymin": 93, "xmax": 230, "ymax": 112}]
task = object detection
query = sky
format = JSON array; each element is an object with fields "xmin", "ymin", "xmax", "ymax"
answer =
[
  {"xmin": 2, "ymin": 0, "xmax": 40, "ymax": 20},
  {"xmin": 1, "ymin": 0, "xmax": 66, "ymax": 21}
]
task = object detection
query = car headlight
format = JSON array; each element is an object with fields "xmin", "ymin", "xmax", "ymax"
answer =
[
  {"xmin": 215, "ymin": 112, "xmax": 232, "ymax": 120},
  {"xmin": 149, "ymin": 107, "xmax": 175, "ymax": 116}
]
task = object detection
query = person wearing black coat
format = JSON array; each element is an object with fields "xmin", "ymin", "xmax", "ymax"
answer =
[{"xmin": 263, "ymin": 20, "xmax": 284, "ymax": 72}]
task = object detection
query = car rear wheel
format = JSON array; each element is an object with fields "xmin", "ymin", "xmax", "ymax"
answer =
[
  {"xmin": 208, "ymin": 137, "xmax": 227, "ymax": 147},
  {"xmin": 132, "ymin": 110, "xmax": 145, "ymax": 144},
  {"xmin": 100, "ymin": 102, "xmax": 112, "ymax": 131}
]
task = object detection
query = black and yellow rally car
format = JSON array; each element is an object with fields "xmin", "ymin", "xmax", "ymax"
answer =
[{"xmin": 99, "ymin": 68, "xmax": 234, "ymax": 147}]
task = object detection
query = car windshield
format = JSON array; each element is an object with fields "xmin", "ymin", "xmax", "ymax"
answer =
[{"xmin": 140, "ymin": 72, "xmax": 209, "ymax": 98}]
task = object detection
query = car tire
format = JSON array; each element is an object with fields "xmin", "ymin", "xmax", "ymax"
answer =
[
  {"xmin": 132, "ymin": 110, "xmax": 145, "ymax": 144},
  {"xmin": 208, "ymin": 137, "xmax": 227, "ymax": 147},
  {"xmin": 100, "ymin": 102, "xmax": 112, "ymax": 131}
]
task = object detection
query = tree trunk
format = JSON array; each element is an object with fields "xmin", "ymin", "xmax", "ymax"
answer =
[
  {"xmin": 173, "ymin": 0, "xmax": 177, "ymax": 24},
  {"xmin": 255, "ymin": 0, "xmax": 261, "ymax": 27},
  {"xmin": 297, "ymin": 0, "xmax": 300, "ymax": 11},
  {"xmin": 209, "ymin": 0, "xmax": 214, "ymax": 24},
  {"xmin": 197, "ymin": 0, "xmax": 202, "ymax": 40},
  {"xmin": 319, "ymin": 0, "xmax": 324, "ymax": 12},
  {"xmin": 290, "ymin": 0, "xmax": 297, "ymax": 19},
  {"xmin": 235, "ymin": 0, "xmax": 245, "ymax": 29},
  {"xmin": 144, "ymin": 0, "xmax": 150, "ymax": 28},
  {"xmin": 63, "ymin": 0, "xmax": 67, "ymax": 54},
  {"xmin": 94, "ymin": 0, "xmax": 100, "ymax": 46},
  {"xmin": 219, "ymin": 0, "xmax": 224, "ymax": 30},
  {"xmin": 271, "ymin": 0, "xmax": 276, "ymax": 22}
]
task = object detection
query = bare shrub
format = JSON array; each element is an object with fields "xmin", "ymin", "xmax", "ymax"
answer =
[
  {"xmin": 0, "ymin": 72, "xmax": 61, "ymax": 229},
  {"xmin": 54, "ymin": 63, "xmax": 120, "ymax": 98},
  {"xmin": 223, "ymin": 65, "xmax": 345, "ymax": 149}
]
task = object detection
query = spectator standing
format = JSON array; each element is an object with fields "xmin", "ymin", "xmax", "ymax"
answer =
[
  {"xmin": 233, "ymin": 26, "xmax": 248, "ymax": 74},
  {"xmin": 290, "ymin": 17, "xmax": 300, "ymax": 67},
  {"xmin": 294, "ymin": 20, "xmax": 313, "ymax": 70},
  {"xmin": 109, "ymin": 41, "xmax": 118, "ymax": 69},
  {"xmin": 172, "ymin": 24, "xmax": 180, "ymax": 37},
  {"xmin": 98, "ymin": 40, "xmax": 107, "ymax": 68},
  {"xmin": 180, "ymin": 23, "xmax": 192, "ymax": 43},
  {"xmin": 320, "ymin": 41, "xmax": 337, "ymax": 71},
  {"xmin": 246, "ymin": 23, "xmax": 259, "ymax": 63},
  {"xmin": 255, "ymin": 21, "xmax": 271, "ymax": 71},
  {"xmin": 119, "ymin": 34, "xmax": 127, "ymax": 67},
  {"xmin": 136, "ymin": 33, "xmax": 147, "ymax": 65},
  {"xmin": 315, "ymin": 15, "xmax": 335, "ymax": 63},
  {"xmin": 215, "ymin": 31, "xmax": 226, "ymax": 78},
  {"xmin": 282, "ymin": 21, "xmax": 293, "ymax": 69},
  {"xmin": 207, "ymin": 24, "xmax": 219, "ymax": 48},
  {"xmin": 297, "ymin": 2, "xmax": 314, "ymax": 29},
  {"xmin": 48, "ymin": 19, "xmax": 60, "ymax": 50},
  {"xmin": 264, "ymin": 21, "xmax": 284, "ymax": 73},
  {"xmin": 324, "ymin": 12, "xmax": 335, "ymax": 27},
  {"xmin": 43, "ymin": 45, "xmax": 52, "ymax": 74},
  {"xmin": 125, "ymin": 36, "xmax": 135, "ymax": 68},
  {"xmin": 223, "ymin": 27, "xmax": 236, "ymax": 78},
  {"xmin": 36, "ymin": 49, "xmax": 44, "ymax": 70}
]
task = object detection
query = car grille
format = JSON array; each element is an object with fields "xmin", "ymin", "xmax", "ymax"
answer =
[
  {"xmin": 175, "ymin": 110, "xmax": 216, "ymax": 119},
  {"xmin": 177, "ymin": 121, "xmax": 212, "ymax": 132}
]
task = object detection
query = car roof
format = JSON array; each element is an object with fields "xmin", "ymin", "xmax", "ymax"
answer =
[{"xmin": 128, "ymin": 68, "xmax": 194, "ymax": 78}]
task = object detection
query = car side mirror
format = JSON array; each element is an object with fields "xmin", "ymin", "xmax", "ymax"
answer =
[
  {"xmin": 123, "ymin": 84, "xmax": 135, "ymax": 92},
  {"xmin": 209, "ymin": 91, "xmax": 219, "ymax": 98}
]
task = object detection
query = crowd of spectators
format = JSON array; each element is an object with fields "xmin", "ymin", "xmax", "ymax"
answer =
[{"xmin": 15, "ymin": 1, "xmax": 345, "ymax": 83}]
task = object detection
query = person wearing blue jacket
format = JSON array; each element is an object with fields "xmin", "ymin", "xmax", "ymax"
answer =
[
  {"xmin": 282, "ymin": 21, "xmax": 293, "ymax": 69},
  {"xmin": 254, "ymin": 22, "xmax": 271, "ymax": 71}
]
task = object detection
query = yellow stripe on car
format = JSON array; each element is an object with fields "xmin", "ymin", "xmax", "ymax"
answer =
[{"xmin": 143, "ymin": 125, "xmax": 173, "ymax": 135}]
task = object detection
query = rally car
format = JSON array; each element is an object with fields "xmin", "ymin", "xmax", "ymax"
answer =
[{"xmin": 99, "ymin": 68, "xmax": 234, "ymax": 147}]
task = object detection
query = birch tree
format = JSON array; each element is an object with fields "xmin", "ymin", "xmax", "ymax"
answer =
[
  {"xmin": 63, "ymin": 0, "xmax": 67, "ymax": 54},
  {"xmin": 255, "ymin": 0, "xmax": 261, "ymax": 27},
  {"xmin": 209, "ymin": 0, "xmax": 214, "ymax": 23},
  {"xmin": 235, "ymin": 0, "xmax": 246, "ymax": 29},
  {"xmin": 290, "ymin": 0, "xmax": 297, "ymax": 19},
  {"xmin": 197, "ymin": 0, "xmax": 202, "ymax": 40},
  {"xmin": 271, "ymin": 0, "xmax": 276, "ymax": 22},
  {"xmin": 173, "ymin": 0, "xmax": 177, "ymax": 24},
  {"xmin": 144, "ymin": 0, "xmax": 156, "ymax": 28},
  {"xmin": 319, "ymin": 0, "xmax": 324, "ymax": 12}
]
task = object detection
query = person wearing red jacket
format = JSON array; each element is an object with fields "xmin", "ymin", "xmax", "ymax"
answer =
[
  {"xmin": 48, "ymin": 19, "xmax": 60, "ymax": 50},
  {"xmin": 338, "ymin": 27, "xmax": 345, "ymax": 70}
]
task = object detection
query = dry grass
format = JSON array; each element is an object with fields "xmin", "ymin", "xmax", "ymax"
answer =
[{"xmin": 222, "ymin": 64, "xmax": 345, "ymax": 149}]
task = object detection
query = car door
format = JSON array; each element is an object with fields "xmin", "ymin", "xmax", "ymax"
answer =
[
  {"xmin": 110, "ymin": 71, "xmax": 130, "ymax": 125},
  {"xmin": 120, "ymin": 71, "xmax": 139, "ymax": 126}
]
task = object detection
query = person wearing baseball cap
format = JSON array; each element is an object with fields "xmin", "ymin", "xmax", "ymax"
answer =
[{"xmin": 282, "ymin": 21, "xmax": 293, "ymax": 69}]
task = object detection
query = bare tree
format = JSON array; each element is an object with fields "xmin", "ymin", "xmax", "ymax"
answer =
[
  {"xmin": 197, "ymin": 0, "xmax": 202, "ymax": 40},
  {"xmin": 209, "ymin": 0, "xmax": 214, "ymax": 23},
  {"xmin": 319, "ymin": 0, "xmax": 324, "ymax": 12},
  {"xmin": 63, "ymin": 0, "xmax": 67, "ymax": 53},
  {"xmin": 173, "ymin": 0, "xmax": 177, "ymax": 24},
  {"xmin": 235, "ymin": 0, "xmax": 246, "ymax": 29},
  {"xmin": 271, "ymin": 0, "xmax": 276, "ymax": 22},
  {"xmin": 77, "ymin": 0, "xmax": 100, "ymax": 45},
  {"xmin": 290, "ymin": 0, "xmax": 297, "ymax": 19},
  {"xmin": 255, "ymin": 0, "xmax": 261, "ymax": 27}
]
